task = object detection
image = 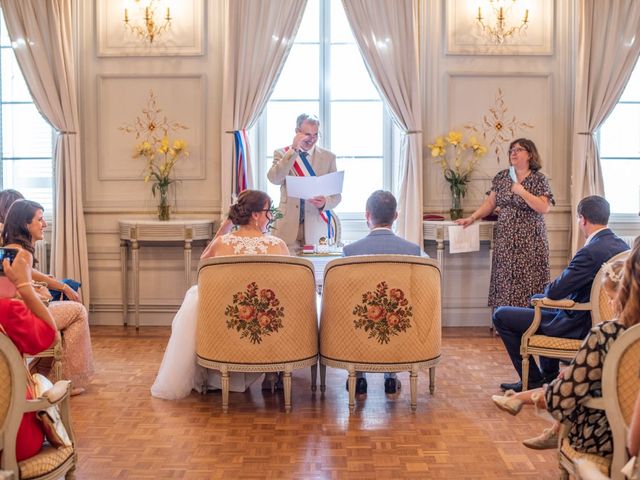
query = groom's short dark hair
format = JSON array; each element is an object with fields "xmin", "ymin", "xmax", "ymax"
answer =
[{"xmin": 366, "ymin": 190, "xmax": 397, "ymax": 226}]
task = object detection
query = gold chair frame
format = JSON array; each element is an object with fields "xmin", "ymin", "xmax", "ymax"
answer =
[
  {"xmin": 520, "ymin": 250, "xmax": 630, "ymax": 390},
  {"xmin": 0, "ymin": 334, "xmax": 76, "ymax": 479}
]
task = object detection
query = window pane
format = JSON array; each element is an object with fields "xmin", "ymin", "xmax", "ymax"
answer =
[
  {"xmin": 601, "ymin": 159, "xmax": 640, "ymax": 214},
  {"xmin": 1, "ymin": 49, "xmax": 31, "ymax": 101},
  {"xmin": 335, "ymin": 157, "xmax": 383, "ymax": 213},
  {"xmin": 620, "ymin": 61, "xmax": 640, "ymax": 102},
  {"xmin": 295, "ymin": 0, "xmax": 320, "ymax": 43},
  {"xmin": 2, "ymin": 159, "xmax": 53, "ymax": 212},
  {"xmin": 265, "ymin": 101, "xmax": 319, "ymax": 155},
  {"xmin": 331, "ymin": 101, "xmax": 382, "ymax": 156},
  {"xmin": 0, "ymin": 14, "xmax": 8, "ymax": 45},
  {"xmin": 330, "ymin": 0, "xmax": 354, "ymax": 43},
  {"xmin": 599, "ymin": 103, "xmax": 640, "ymax": 157},
  {"xmin": 271, "ymin": 44, "xmax": 319, "ymax": 100},
  {"xmin": 2, "ymin": 104, "xmax": 52, "ymax": 157},
  {"xmin": 330, "ymin": 44, "xmax": 379, "ymax": 100}
]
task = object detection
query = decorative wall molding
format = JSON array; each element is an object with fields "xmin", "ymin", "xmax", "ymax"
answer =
[
  {"xmin": 96, "ymin": 0, "xmax": 205, "ymax": 57},
  {"xmin": 96, "ymin": 74, "xmax": 206, "ymax": 182},
  {"xmin": 443, "ymin": 72, "xmax": 552, "ymax": 176},
  {"xmin": 445, "ymin": 0, "xmax": 554, "ymax": 55}
]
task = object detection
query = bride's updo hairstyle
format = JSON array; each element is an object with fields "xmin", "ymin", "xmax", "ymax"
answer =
[{"xmin": 227, "ymin": 190, "xmax": 271, "ymax": 226}]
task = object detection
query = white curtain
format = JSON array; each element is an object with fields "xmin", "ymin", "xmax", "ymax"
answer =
[
  {"xmin": 220, "ymin": 0, "xmax": 307, "ymax": 212},
  {"xmin": 571, "ymin": 0, "xmax": 640, "ymax": 254},
  {"xmin": 1, "ymin": 0, "xmax": 89, "ymax": 304},
  {"xmin": 342, "ymin": 0, "xmax": 423, "ymax": 245}
]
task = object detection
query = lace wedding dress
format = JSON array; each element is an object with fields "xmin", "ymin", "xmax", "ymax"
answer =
[{"xmin": 151, "ymin": 233, "xmax": 286, "ymax": 400}]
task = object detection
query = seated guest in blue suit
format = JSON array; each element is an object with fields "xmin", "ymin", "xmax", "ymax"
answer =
[
  {"xmin": 494, "ymin": 195, "xmax": 628, "ymax": 392},
  {"xmin": 343, "ymin": 190, "xmax": 426, "ymax": 395}
]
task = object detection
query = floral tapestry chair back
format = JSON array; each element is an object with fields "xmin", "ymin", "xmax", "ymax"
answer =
[
  {"xmin": 196, "ymin": 255, "xmax": 318, "ymax": 412},
  {"xmin": 319, "ymin": 255, "xmax": 442, "ymax": 411}
]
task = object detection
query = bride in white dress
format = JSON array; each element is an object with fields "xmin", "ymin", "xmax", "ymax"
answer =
[{"xmin": 151, "ymin": 190, "xmax": 290, "ymax": 400}]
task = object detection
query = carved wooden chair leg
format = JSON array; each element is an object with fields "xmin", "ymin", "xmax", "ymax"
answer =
[
  {"xmin": 320, "ymin": 363, "xmax": 326, "ymax": 392},
  {"xmin": 283, "ymin": 369, "xmax": 293, "ymax": 413},
  {"xmin": 348, "ymin": 366, "xmax": 356, "ymax": 412},
  {"xmin": 221, "ymin": 369, "xmax": 229, "ymax": 413},
  {"xmin": 310, "ymin": 363, "xmax": 317, "ymax": 392},
  {"xmin": 411, "ymin": 367, "xmax": 418, "ymax": 411},
  {"xmin": 429, "ymin": 366, "xmax": 436, "ymax": 394},
  {"xmin": 522, "ymin": 356, "xmax": 530, "ymax": 391}
]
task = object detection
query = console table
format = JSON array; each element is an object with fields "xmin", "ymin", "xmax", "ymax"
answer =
[
  {"xmin": 119, "ymin": 219, "xmax": 214, "ymax": 329},
  {"xmin": 423, "ymin": 219, "xmax": 496, "ymax": 271}
]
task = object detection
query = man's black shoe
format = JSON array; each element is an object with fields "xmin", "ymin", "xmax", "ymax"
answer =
[
  {"xmin": 384, "ymin": 378, "xmax": 401, "ymax": 394},
  {"xmin": 345, "ymin": 377, "xmax": 368, "ymax": 394},
  {"xmin": 499, "ymin": 379, "xmax": 545, "ymax": 392}
]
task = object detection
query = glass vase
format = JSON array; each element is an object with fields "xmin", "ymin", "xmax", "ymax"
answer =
[
  {"xmin": 449, "ymin": 186, "xmax": 463, "ymax": 220},
  {"xmin": 157, "ymin": 186, "xmax": 171, "ymax": 221}
]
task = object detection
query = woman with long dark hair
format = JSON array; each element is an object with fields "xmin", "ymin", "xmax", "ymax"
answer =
[{"xmin": 2, "ymin": 199, "xmax": 94, "ymax": 395}]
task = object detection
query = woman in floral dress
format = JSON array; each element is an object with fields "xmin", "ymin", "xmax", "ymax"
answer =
[{"xmin": 457, "ymin": 138, "xmax": 554, "ymax": 307}]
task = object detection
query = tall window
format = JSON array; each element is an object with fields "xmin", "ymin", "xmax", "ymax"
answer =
[
  {"xmin": 254, "ymin": 0, "xmax": 394, "ymax": 219},
  {"xmin": 0, "ymin": 10, "xmax": 54, "ymax": 213},
  {"xmin": 599, "ymin": 62, "xmax": 640, "ymax": 215}
]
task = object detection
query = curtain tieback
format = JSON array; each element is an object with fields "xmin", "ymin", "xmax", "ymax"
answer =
[
  {"xmin": 404, "ymin": 130, "xmax": 421, "ymax": 135},
  {"xmin": 58, "ymin": 131, "xmax": 77, "ymax": 134},
  {"xmin": 576, "ymin": 132, "xmax": 594, "ymax": 135}
]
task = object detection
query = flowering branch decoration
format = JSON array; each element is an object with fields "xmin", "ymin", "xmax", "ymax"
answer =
[
  {"xmin": 428, "ymin": 131, "xmax": 487, "ymax": 200},
  {"xmin": 225, "ymin": 282, "xmax": 285, "ymax": 344},
  {"xmin": 119, "ymin": 90, "xmax": 189, "ymax": 220},
  {"xmin": 352, "ymin": 282, "xmax": 412, "ymax": 344},
  {"xmin": 464, "ymin": 88, "xmax": 533, "ymax": 163}
]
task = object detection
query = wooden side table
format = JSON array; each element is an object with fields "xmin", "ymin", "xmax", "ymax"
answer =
[{"xmin": 119, "ymin": 219, "xmax": 214, "ymax": 329}]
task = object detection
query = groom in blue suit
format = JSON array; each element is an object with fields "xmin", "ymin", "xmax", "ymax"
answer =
[
  {"xmin": 494, "ymin": 195, "xmax": 628, "ymax": 392},
  {"xmin": 343, "ymin": 190, "xmax": 425, "ymax": 394}
]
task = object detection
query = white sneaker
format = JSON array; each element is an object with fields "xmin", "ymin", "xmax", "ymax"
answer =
[{"xmin": 522, "ymin": 428, "xmax": 559, "ymax": 450}]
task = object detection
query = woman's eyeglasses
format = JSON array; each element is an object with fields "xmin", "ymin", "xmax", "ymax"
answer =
[{"xmin": 509, "ymin": 147, "xmax": 527, "ymax": 155}]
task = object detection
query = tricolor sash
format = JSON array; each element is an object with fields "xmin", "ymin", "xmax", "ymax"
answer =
[{"xmin": 284, "ymin": 146, "xmax": 336, "ymax": 241}]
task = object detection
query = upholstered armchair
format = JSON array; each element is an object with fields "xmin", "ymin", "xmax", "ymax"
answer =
[
  {"xmin": 0, "ymin": 334, "xmax": 76, "ymax": 480},
  {"xmin": 318, "ymin": 255, "xmax": 441, "ymax": 411},
  {"xmin": 521, "ymin": 250, "xmax": 630, "ymax": 390},
  {"xmin": 560, "ymin": 323, "xmax": 640, "ymax": 480},
  {"xmin": 196, "ymin": 255, "xmax": 318, "ymax": 413}
]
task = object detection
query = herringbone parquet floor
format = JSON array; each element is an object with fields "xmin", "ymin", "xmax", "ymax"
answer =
[{"xmin": 68, "ymin": 326, "xmax": 561, "ymax": 479}]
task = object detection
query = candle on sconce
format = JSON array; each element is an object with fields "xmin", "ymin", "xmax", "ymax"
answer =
[
  {"xmin": 477, "ymin": 6, "xmax": 482, "ymax": 20},
  {"xmin": 166, "ymin": 7, "xmax": 171, "ymax": 20},
  {"xmin": 523, "ymin": 9, "xmax": 529, "ymax": 23},
  {"xmin": 124, "ymin": 8, "xmax": 129, "ymax": 22}
]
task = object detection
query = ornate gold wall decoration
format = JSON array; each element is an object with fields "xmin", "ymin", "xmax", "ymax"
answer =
[{"xmin": 465, "ymin": 88, "xmax": 533, "ymax": 163}]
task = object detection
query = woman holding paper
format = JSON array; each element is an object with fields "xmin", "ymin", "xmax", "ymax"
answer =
[{"xmin": 457, "ymin": 138, "xmax": 554, "ymax": 307}]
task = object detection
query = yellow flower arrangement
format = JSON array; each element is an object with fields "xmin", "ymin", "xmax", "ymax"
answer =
[
  {"xmin": 120, "ymin": 91, "xmax": 189, "ymax": 220},
  {"xmin": 429, "ymin": 131, "xmax": 487, "ymax": 197},
  {"xmin": 428, "ymin": 131, "xmax": 487, "ymax": 218}
]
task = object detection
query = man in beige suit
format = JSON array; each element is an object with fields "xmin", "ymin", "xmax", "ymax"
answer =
[{"xmin": 267, "ymin": 114, "xmax": 341, "ymax": 251}]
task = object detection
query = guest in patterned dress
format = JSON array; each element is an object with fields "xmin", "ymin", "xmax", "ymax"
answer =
[
  {"xmin": 491, "ymin": 244, "xmax": 640, "ymax": 456},
  {"xmin": 2, "ymin": 199, "xmax": 94, "ymax": 395},
  {"xmin": 457, "ymin": 138, "xmax": 554, "ymax": 308},
  {"xmin": 152, "ymin": 190, "xmax": 289, "ymax": 400}
]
